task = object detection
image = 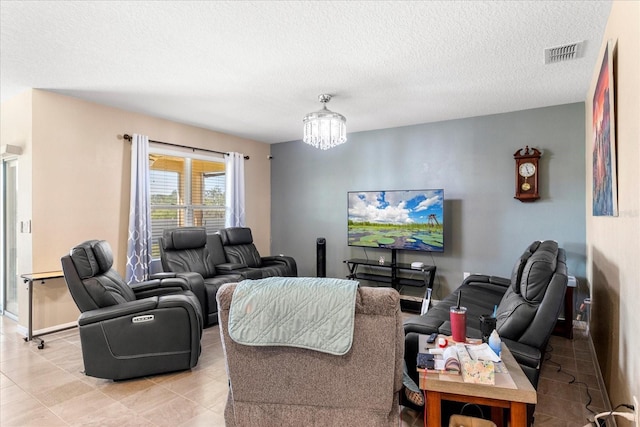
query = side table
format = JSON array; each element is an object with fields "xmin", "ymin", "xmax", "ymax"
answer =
[
  {"xmin": 20, "ymin": 271, "xmax": 71, "ymax": 349},
  {"xmin": 553, "ymin": 275, "xmax": 577, "ymax": 339},
  {"xmin": 418, "ymin": 342, "xmax": 536, "ymax": 427}
]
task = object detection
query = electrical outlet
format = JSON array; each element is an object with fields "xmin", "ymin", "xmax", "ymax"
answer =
[{"xmin": 633, "ymin": 395, "xmax": 639, "ymax": 427}]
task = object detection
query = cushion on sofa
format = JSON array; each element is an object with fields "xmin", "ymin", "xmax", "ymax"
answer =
[
  {"xmin": 218, "ymin": 227, "xmax": 264, "ymax": 268},
  {"xmin": 509, "ymin": 240, "xmax": 541, "ymax": 294},
  {"xmin": 496, "ymin": 240, "xmax": 559, "ymax": 339},
  {"xmin": 162, "ymin": 227, "xmax": 207, "ymax": 250},
  {"xmin": 495, "ymin": 288, "xmax": 536, "ymax": 339},
  {"xmin": 519, "ymin": 240, "xmax": 557, "ymax": 302},
  {"xmin": 220, "ymin": 227, "xmax": 253, "ymax": 246},
  {"xmin": 160, "ymin": 228, "xmax": 217, "ymax": 280},
  {"xmin": 71, "ymin": 241, "xmax": 101, "ymax": 279},
  {"xmin": 206, "ymin": 234, "xmax": 229, "ymax": 266}
]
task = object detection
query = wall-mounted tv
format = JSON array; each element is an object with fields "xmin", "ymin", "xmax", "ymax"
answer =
[{"xmin": 348, "ymin": 189, "xmax": 444, "ymax": 252}]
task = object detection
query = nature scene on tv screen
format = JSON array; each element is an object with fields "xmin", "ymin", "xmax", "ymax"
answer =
[{"xmin": 348, "ymin": 189, "xmax": 444, "ymax": 252}]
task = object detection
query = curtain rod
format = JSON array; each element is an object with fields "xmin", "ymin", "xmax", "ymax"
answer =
[{"xmin": 122, "ymin": 134, "xmax": 249, "ymax": 160}]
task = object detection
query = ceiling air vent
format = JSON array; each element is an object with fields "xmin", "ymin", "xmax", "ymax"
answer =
[{"xmin": 544, "ymin": 41, "xmax": 583, "ymax": 64}]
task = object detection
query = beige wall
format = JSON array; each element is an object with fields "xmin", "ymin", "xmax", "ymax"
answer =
[
  {"xmin": 4, "ymin": 89, "xmax": 272, "ymax": 332},
  {"xmin": 586, "ymin": 0, "xmax": 640, "ymax": 416}
]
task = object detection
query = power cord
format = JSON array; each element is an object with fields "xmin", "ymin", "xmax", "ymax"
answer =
[
  {"xmin": 585, "ymin": 403, "xmax": 636, "ymax": 426},
  {"xmin": 363, "ymin": 248, "xmax": 370, "ymax": 263},
  {"xmin": 544, "ymin": 343, "xmax": 598, "ymax": 422},
  {"xmin": 545, "ymin": 343, "xmax": 638, "ymax": 427},
  {"xmin": 428, "ymin": 252, "xmax": 441, "ymax": 299}
]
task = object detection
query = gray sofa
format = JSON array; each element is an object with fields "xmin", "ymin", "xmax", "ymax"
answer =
[
  {"xmin": 159, "ymin": 227, "xmax": 244, "ymax": 326},
  {"xmin": 403, "ymin": 240, "xmax": 568, "ymax": 389},
  {"xmin": 217, "ymin": 282, "xmax": 403, "ymax": 426},
  {"xmin": 217, "ymin": 227, "xmax": 298, "ymax": 278}
]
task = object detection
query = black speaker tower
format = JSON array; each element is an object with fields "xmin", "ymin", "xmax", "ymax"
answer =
[{"xmin": 316, "ymin": 238, "xmax": 326, "ymax": 277}]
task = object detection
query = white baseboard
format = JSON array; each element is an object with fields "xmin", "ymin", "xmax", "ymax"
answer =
[
  {"xmin": 586, "ymin": 330, "xmax": 616, "ymax": 427},
  {"xmin": 16, "ymin": 321, "xmax": 78, "ymax": 339},
  {"xmin": 573, "ymin": 320, "xmax": 588, "ymax": 331}
]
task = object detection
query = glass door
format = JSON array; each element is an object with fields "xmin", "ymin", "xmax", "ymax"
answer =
[{"xmin": 2, "ymin": 158, "xmax": 19, "ymax": 317}]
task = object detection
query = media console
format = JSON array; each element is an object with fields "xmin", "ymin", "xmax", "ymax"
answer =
[{"xmin": 344, "ymin": 257, "xmax": 436, "ymax": 313}]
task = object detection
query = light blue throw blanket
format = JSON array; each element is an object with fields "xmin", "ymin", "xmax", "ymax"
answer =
[{"xmin": 228, "ymin": 277, "xmax": 359, "ymax": 355}]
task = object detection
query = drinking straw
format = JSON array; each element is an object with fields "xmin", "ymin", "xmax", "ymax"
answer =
[
  {"xmin": 456, "ymin": 291, "xmax": 461, "ymax": 309},
  {"xmin": 493, "ymin": 304, "xmax": 498, "ymax": 317}
]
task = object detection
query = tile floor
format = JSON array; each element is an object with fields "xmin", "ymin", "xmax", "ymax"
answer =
[{"xmin": 1, "ymin": 315, "xmax": 609, "ymax": 426}]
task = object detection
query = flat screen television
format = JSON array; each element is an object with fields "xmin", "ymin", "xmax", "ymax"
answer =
[{"xmin": 347, "ymin": 189, "xmax": 444, "ymax": 252}]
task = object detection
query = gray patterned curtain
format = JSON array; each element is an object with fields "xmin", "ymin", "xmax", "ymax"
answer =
[{"xmin": 125, "ymin": 134, "xmax": 152, "ymax": 283}]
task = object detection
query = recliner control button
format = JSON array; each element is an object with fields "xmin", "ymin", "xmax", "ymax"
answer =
[{"xmin": 132, "ymin": 315, "xmax": 155, "ymax": 323}]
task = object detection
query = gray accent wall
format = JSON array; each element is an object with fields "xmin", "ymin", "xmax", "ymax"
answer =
[{"xmin": 270, "ymin": 103, "xmax": 586, "ymax": 298}]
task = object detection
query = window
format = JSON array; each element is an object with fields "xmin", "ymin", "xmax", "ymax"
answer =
[{"xmin": 149, "ymin": 151, "xmax": 225, "ymax": 257}]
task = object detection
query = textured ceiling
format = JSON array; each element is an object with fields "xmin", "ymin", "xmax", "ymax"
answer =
[{"xmin": 1, "ymin": 1, "xmax": 611, "ymax": 144}]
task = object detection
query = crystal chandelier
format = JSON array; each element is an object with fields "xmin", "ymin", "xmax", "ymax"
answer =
[{"xmin": 302, "ymin": 94, "xmax": 347, "ymax": 150}]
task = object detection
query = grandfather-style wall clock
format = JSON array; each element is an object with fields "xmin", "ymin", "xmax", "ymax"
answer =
[{"xmin": 514, "ymin": 146, "xmax": 541, "ymax": 202}]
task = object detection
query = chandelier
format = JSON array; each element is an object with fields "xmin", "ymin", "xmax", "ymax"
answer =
[{"xmin": 302, "ymin": 94, "xmax": 347, "ymax": 150}]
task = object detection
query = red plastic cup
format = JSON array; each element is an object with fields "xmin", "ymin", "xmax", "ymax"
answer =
[{"xmin": 450, "ymin": 306, "xmax": 467, "ymax": 342}]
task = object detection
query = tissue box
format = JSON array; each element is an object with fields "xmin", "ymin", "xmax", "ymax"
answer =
[
  {"xmin": 456, "ymin": 344, "xmax": 495, "ymax": 385},
  {"xmin": 461, "ymin": 359, "xmax": 495, "ymax": 385}
]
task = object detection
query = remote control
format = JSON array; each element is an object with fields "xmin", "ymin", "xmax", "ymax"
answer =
[{"xmin": 426, "ymin": 332, "xmax": 438, "ymax": 344}]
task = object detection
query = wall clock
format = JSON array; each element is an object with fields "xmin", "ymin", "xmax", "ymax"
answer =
[{"xmin": 514, "ymin": 146, "xmax": 541, "ymax": 202}]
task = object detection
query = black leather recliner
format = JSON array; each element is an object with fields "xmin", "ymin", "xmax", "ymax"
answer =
[
  {"xmin": 61, "ymin": 240, "xmax": 203, "ymax": 381},
  {"xmin": 403, "ymin": 240, "xmax": 568, "ymax": 389},
  {"xmin": 217, "ymin": 227, "xmax": 297, "ymax": 278},
  {"xmin": 159, "ymin": 227, "xmax": 243, "ymax": 327},
  {"xmin": 206, "ymin": 232, "xmax": 263, "ymax": 280}
]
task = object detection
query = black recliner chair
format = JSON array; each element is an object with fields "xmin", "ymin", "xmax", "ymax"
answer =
[
  {"xmin": 159, "ymin": 227, "xmax": 244, "ymax": 326},
  {"xmin": 217, "ymin": 227, "xmax": 297, "ymax": 278},
  {"xmin": 404, "ymin": 240, "xmax": 568, "ymax": 389},
  {"xmin": 61, "ymin": 240, "xmax": 203, "ymax": 380}
]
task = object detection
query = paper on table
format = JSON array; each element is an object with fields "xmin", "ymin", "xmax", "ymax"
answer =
[{"xmin": 465, "ymin": 343, "xmax": 501, "ymax": 362}]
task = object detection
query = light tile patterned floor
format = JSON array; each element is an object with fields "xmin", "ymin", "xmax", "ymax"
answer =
[
  {"xmin": 1, "ymin": 316, "xmax": 227, "ymax": 427},
  {"xmin": 1, "ymin": 315, "xmax": 607, "ymax": 426}
]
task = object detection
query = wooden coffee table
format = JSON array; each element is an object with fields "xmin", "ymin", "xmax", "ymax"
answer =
[{"xmin": 418, "ymin": 342, "xmax": 536, "ymax": 427}]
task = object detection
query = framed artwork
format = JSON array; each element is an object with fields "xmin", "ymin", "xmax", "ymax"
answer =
[{"xmin": 592, "ymin": 39, "xmax": 617, "ymax": 217}]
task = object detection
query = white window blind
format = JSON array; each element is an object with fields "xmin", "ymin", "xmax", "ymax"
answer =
[{"xmin": 149, "ymin": 151, "xmax": 225, "ymax": 257}]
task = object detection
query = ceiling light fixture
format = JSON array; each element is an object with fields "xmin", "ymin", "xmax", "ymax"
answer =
[{"xmin": 303, "ymin": 94, "xmax": 347, "ymax": 150}]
